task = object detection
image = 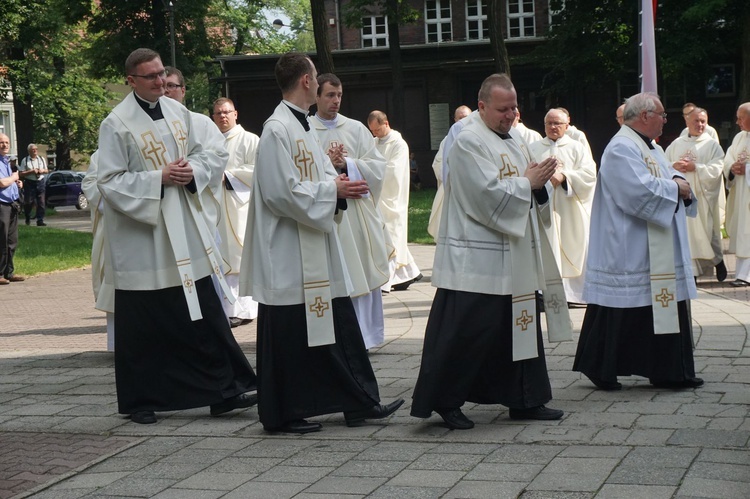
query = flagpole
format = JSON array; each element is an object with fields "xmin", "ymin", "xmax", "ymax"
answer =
[{"xmin": 639, "ymin": 0, "xmax": 657, "ymax": 93}]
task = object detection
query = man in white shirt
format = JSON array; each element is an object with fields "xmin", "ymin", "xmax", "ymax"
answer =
[
  {"xmin": 724, "ymin": 102, "xmax": 750, "ymax": 287},
  {"xmin": 212, "ymin": 97, "xmax": 260, "ymax": 327},
  {"xmin": 17, "ymin": 143, "xmax": 48, "ymax": 226},
  {"xmin": 96, "ymin": 48, "xmax": 257, "ymax": 424},
  {"xmin": 665, "ymin": 107, "xmax": 726, "ymax": 281},
  {"xmin": 367, "ymin": 110, "xmax": 422, "ymax": 291}
]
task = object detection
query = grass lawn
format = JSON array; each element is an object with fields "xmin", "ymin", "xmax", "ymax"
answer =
[
  {"xmin": 408, "ymin": 187, "xmax": 436, "ymax": 245},
  {"xmin": 14, "ymin": 224, "xmax": 93, "ymax": 277}
]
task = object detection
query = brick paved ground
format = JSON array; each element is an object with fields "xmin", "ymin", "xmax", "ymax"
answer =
[{"xmin": 0, "ymin": 209, "xmax": 747, "ymax": 498}]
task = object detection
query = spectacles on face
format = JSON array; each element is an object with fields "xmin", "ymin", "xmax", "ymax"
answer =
[
  {"xmin": 215, "ymin": 111, "xmax": 236, "ymax": 117},
  {"xmin": 648, "ymin": 111, "xmax": 668, "ymax": 119},
  {"xmin": 545, "ymin": 122, "xmax": 568, "ymax": 127},
  {"xmin": 130, "ymin": 70, "xmax": 167, "ymax": 82},
  {"xmin": 165, "ymin": 83, "xmax": 184, "ymax": 90}
]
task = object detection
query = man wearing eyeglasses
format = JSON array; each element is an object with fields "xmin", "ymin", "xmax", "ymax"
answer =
[
  {"xmin": 96, "ymin": 48, "xmax": 257, "ymax": 425},
  {"xmin": 529, "ymin": 108, "xmax": 597, "ymax": 306},
  {"xmin": 211, "ymin": 97, "xmax": 260, "ymax": 328},
  {"xmin": 574, "ymin": 92, "xmax": 702, "ymax": 391}
]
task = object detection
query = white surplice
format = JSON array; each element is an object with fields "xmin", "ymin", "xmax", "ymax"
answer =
[
  {"xmin": 312, "ymin": 113, "xmax": 391, "ymax": 348},
  {"xmin": 724, "ymin": 131, "xmax": 750, "ymax": 281},
  {"xmin": 680, "ymin": 124, "xmax": 719, "ymax": 142},
  {"xmin": 427, "ymin": 137, "xmax": 446, "ymax": 239},
  {"xmin": 219, "ymin": 124, "xmax": 260, "ymax": 320},
  {"xmin": 584, "ymin": 126, "xmax": 697, "ymax": 308},
  {"xmin": 530, "ymin": 135, "xmax": 597, "ymax": 303},
  {"xmin": 374, "ymin": 129, "xmax": 420, "ymax": 288},
  {"xmin": 514, "ymin": 122, "xmax": 543, "ymax": 145},
  {"xmin": 665, "ymin": 132, "xmax": 726, "ymax": 276}
]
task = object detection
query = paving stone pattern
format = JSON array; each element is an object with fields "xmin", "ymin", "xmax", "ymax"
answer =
[{"xmin": 0, "ymin": 210, "xmax": 749, "ymax": 497}]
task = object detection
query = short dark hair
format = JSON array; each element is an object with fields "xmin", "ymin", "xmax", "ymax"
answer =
[
  {"xmin": 213, "ymin": 97, "xmax": 235, "ymax": 111},
  {"xmin": 316, "ymin": 73, "xmax": 341, "ymax": 96},
  {"xmin": 477, "ymin": 74, "xmax": 513, "ymax": 103},
  {"xmin": 164, "ymin": 66, "xmax": 184, "ymax": 86},
  {"xmin": 125, "ymin": 48, "xmax": 161, "ymax": 75},
  {"xmin": 275, "ymin": 52, "xmax": 314, "ymax": 93}
]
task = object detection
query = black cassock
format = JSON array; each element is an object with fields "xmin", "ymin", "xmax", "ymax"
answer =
[
  {"xmin": 256, "ymin": 297, "xmax": 380, "ymax": 429},
  {"xmin": 411, "ymin": 288, "xmax": 553, "ymax": 418},
  {"xmin": 114, "ymin": 276, "xmax": 257, "ymax": 414},
  {"xmin": 573, "ymin": 301, "xmax": 696, "ymax": 383}
]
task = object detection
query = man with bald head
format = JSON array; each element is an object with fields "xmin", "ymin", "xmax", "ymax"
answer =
[
  {"xmin": 574, "ymin": 92, "xmax": 701, "ymax": 391},
  {"xmin": 428, "ymin": 105, "xmax": 471, "ymax": 239},
  {"xmin": 616, "ymin": 104, "xmax": 626, "ymax": 126},
  {"xmin": 666, "ymin": 107, "xmax": 726, "ymax": 282},
  {"xmin": 412, "ymin": 74, "xmax": 571, "ymax": 429},
  {"xmin": 529, "ymin": 108, "xmax": 597, "ymax": 305},
  {"xmin": 724, "ymin": 102, "xmax": 750, "ymax": 287}
]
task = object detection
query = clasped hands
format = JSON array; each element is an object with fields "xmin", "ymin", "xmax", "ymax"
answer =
[
  {"xmin": 672, "ymin": 159, "xmax": 696, "ymax": 173},
  {"xmin": 524, "ymin": 157, "xmax": 558, "ymax": 190},
  {"xmin": 335, "ymin": 174, "xmax": 368, "ymax": 199},
  {"xmin": 162, "ymin": 157, "xmax": 193, "ymax": 186},
  {"xmin": 730, "ymin": 159, "xmax": 746, "ymax": 176}
]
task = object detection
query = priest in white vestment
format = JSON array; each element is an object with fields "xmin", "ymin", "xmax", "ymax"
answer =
[
  {"xmin": 530, "ymin": 108, "xmax": 597, "ymax": 304},
  {"xmin": 680, "ymin": 102, "xmax": 719, "ymax": 142},
  {"xmin": 428, "ymin": 105, "xmax": 471, "ymax": 240},
  {"xmin": 665, "ymin": 107, "xmax": 726, "ymax": 281},
  {"xmin": 82, "ymin": 151, "xmax": 115, "ymax": 352},
  {"xmin": 573, "ymin": 92, "xmax": 701, "ymax": 391},
  {"xmin": 513, "ymin": 110, "xmax": 543, "ymax": 145},
  {"xmin": 96, "ymin": 49, "xmax": 257, "ymax": 425},
  {"xmin": 239, "ymin": 53, "xmax": 403, "ymax": 434},
  {"xmin": 411, "ymin": 74, "xmax": 571, "ymax": 430},
  {"xmin": 312, "ymin": 73, "xmax": 391, "ymax": 349},
  {"xmin": 367, "ymin": 111, "xmax": 422, "ymax": 291},
  {"xmin": 724, "ymin": 102, "xmax": 750, "ymax": 287},
  {"xmin": 212, "ymin": 97, "xmax": 260, "ymax": 326}
]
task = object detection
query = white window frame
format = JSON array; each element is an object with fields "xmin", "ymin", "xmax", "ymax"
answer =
[
  {"xmin": 507, "ymin": 0, "xmax": 536, "ymax": 39},
  {"xmin": 361, "ymin": 16, "xmax": 389, "ymax": 48},
  {"xmin": 425, "ymin": 0, "xmax": 452, "ymax": 43},
  {"xmin": 465, "ymin": 0, "xmax": 488, "ymax": 41}
]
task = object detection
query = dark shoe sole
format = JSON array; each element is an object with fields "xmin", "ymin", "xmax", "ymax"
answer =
[
  {"xmin": 210, "ymin": 393, "xmax": 258, "ymax": 416},
  {"xmin": 345, "ymin": 398, "xmax": 404, "ymax": 426},
  {"xmin": 129, "ymin": 411, "xmax": 157, "ymax": 424}
]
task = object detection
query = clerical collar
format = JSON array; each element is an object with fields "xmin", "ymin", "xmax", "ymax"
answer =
[
  {"xmin": 134, "ymin": 92, "xmax": 164, "ymax": 121},
  {"xmin": 493, "ymin": 130, "xmax": 513, "ymax": 140},
  {"xmin": 626, "ymin": 126, "xmax": 655, "ymax": 150},
  {"xmin": 223, "ymin": 124, "xmax": 240, "ymax": 139},
  {"xmin": 315, "ymin": 114, "xmax": 338, "ymax": 130},
  {"xmin": 283, "ymin": 100, "xmax": 310, "ymax": 131}
]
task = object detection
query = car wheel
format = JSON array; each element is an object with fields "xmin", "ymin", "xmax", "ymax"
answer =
[{"xmin": 76, "ymin": 193, "xmax": 89, "ymax": 210}]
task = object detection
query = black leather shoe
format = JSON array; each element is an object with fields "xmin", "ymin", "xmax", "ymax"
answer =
[
  {"xmin": 391, "ymin": 274, "xmax": 423, "ymax": 291},
  {"xmin": 210, "ymin": 392, "xmax": 258, "ymax": 416},
  {"xmin": 265, "ymin": 419, "xmax": 322, "ymax": 434},
  {"xmin": 229, "ymin": 317, "xmax": 243, "ymax": 328},
  {"xmin": 730, "ymin": 279, "xmax": 749, "ymax": 287},
  {"xmin": 509, "ymin": 405, "xmax": 564, "ymax": 420},
  {"xmin": 651, "ymin": 377, "xmax": 704, "ymax": 389},
  {"xmin": 344, "ymin": 398, "xmax": 404, "ymax": 426},
  {"xmin": 36, "ymin": 221, "xmax": 47, "ymax": 227},
  {"xmin": 436, "ymin": 408, "xmax": 474, "ymax": 430},
  {"xmin": 130, "ymin": 411, "xmax": 156, "ymax": 424},
  {"xmin": 587, "ymin": 376, "xmax": 622, "ymax": 391},
  {"xmin": 715, "ymin": 261, "xmax": 727, "ymax": 282}
]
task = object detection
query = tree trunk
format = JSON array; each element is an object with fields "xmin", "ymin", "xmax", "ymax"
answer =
[
  {"xmin": 7, "ymin": 47, "xmax": 34, "ymax": 158},
  {"xmin": 488, "ymin": 0, "xmax": 511, "ymax": 76},
  {"xmin": 52, "ymin": 55, "xmax": 71, "ymax": 170},
  {"xmin": 386, "ymin": 0, "xmax": 405, "ymax": 130},
  {"xmin": 310, "ymin": 0, "xmax": 335, "ymax": 74},
  {"xmin": 740, "ymin": 3, "xmax": 750, "ymax": 104}
]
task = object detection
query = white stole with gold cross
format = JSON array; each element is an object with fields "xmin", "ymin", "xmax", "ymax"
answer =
[
  {"xmin": 618, "ymin": 126, "xmax": 679, "ymax": 334},
  {"xmin": 290, "ymin": 136, "xmax": 337, "ymax": 347},
  {"xmin": 111, "ymin": 93, "xmax": 234, "ymax": 321}
]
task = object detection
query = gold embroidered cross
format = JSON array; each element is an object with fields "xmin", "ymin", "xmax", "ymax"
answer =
[
  {"xmin": 499, "ymin": 153, "xmax": 519, "ymax": 179},
  {"xmin": 183, "ymin": 274, "xmax": 194, "ymax": 294},
  {"xmin": 547, "ymin": 294, "xmax": 563, "ymax": 313},
  {"xmin": 515, "ymin": 309, "xmax": 534, "ymax": 330},
  {"xmin": 645, "ymin": 157, "xmax": 660, "ymax": 177},
  {"xmin": 172, "ymin": 121, "xmax": 188, "ymax": 156},
  {"xmin": 655, "ymin": 288, "xmax": 674, "ymax": 307},
  {"xmin": 295, "ymin": 139, "xmax": 315, "ymax": 179},
  {"xmin": 309, "ymin": 296, "xmax": 330, "ymax": 318},
  {"xmin": 140, "ymin": 131, "xmax": 167, "ymax": 170}
]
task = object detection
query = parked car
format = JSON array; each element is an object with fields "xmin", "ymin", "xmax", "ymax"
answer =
[{"xmin": 45, "ymin": 170, "xmax": 88, "ymax": 210}]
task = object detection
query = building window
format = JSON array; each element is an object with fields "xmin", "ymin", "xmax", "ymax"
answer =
[
  {"xmin": 425, "ymin": 0, "xmax": 452, "ymax": 43},
  {"xmin": 466, "ymin": 0, "xmax": 488, "ymax": 40},
  {"xmin": 507, "ymin": 0, "xmax": 536, "ymax": 39},
  {"xmin": 362, "ymin": 16, "xmax": 388, "ymax": 48},
  {"xmin": 549, "ymin": 0, "xmax": 565, "ymax": 30}
]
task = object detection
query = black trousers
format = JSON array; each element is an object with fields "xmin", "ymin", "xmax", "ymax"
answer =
[
  {"xmin": 0, "ymin": 202, "xmax": 19, "ymax": 278},
  {"xmin": 23, "ymin": 180, "xmax": 45, "ymax": 223}
]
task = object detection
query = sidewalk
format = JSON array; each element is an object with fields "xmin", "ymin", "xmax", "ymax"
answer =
[{"xmin": 1, "ymin": 219, "xmax": 749, "ymax": 497}]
